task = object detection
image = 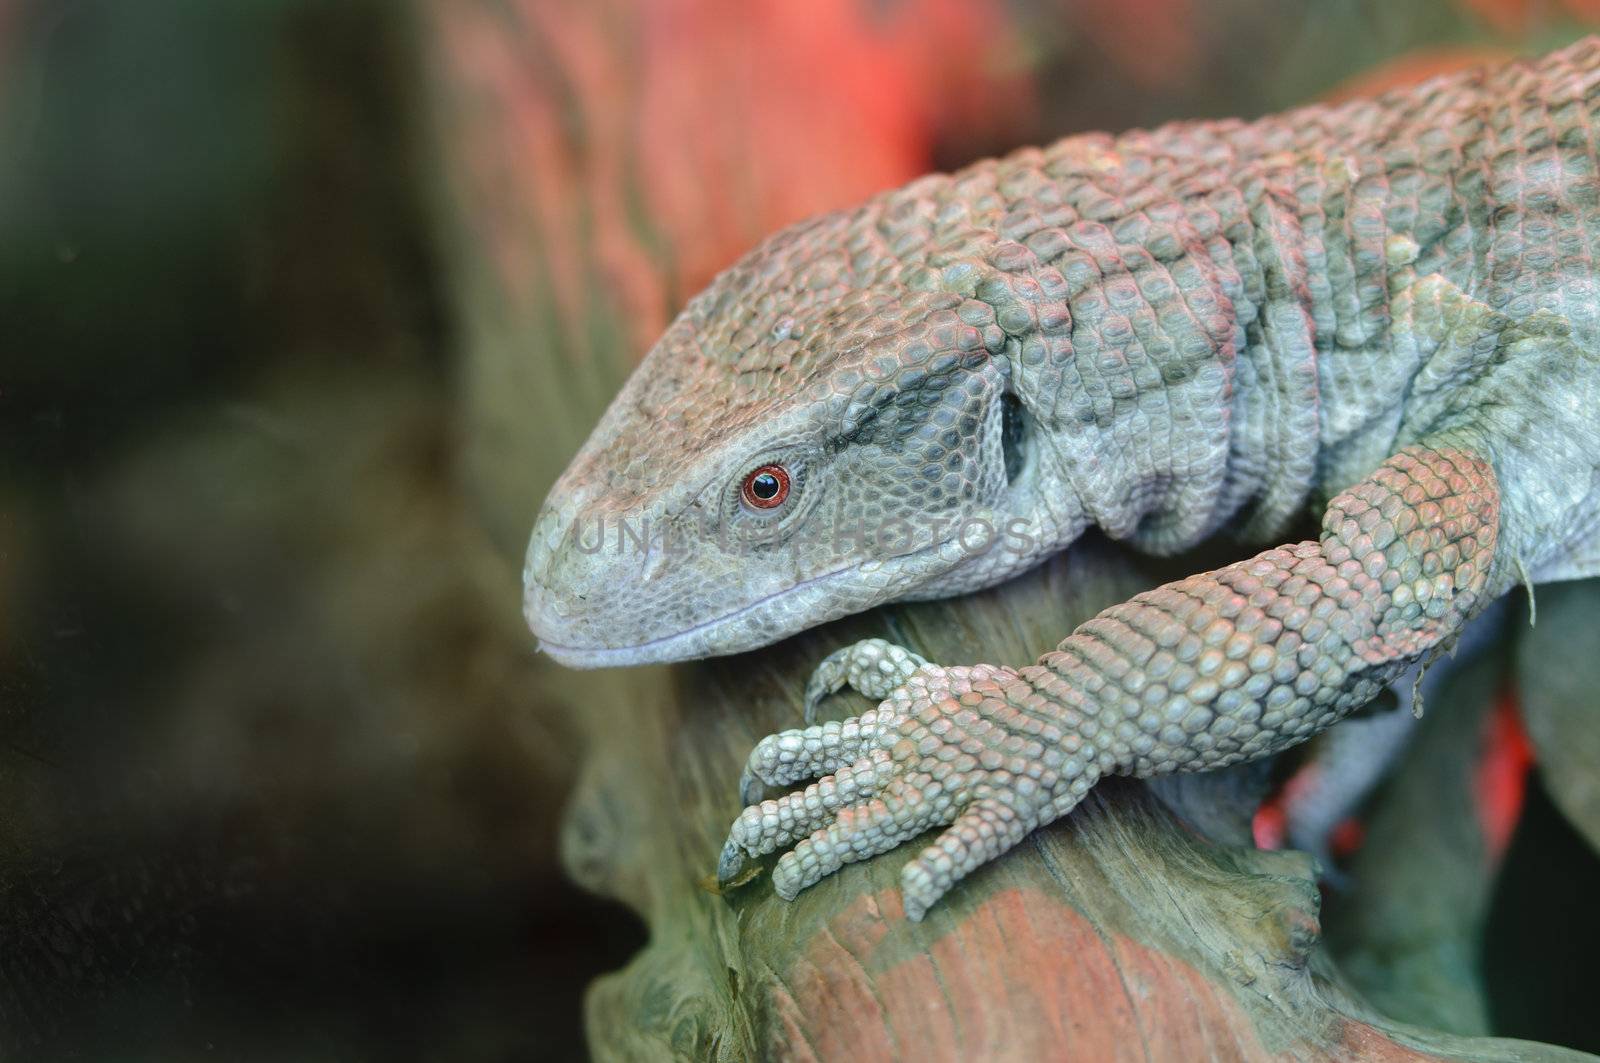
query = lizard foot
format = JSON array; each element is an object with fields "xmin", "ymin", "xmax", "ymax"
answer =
[
  {"xmin": 802, "ymin": 637, "xmax": 929, "ymax": 724},
  {"xmin": 722, "ymin": 662, "xmax": 1100, "ymax": 920}
]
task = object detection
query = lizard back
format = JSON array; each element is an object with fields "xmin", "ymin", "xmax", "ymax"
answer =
[{"xmin": 873, "ymin": 36, "xmax": 1600, "ymax": 556}]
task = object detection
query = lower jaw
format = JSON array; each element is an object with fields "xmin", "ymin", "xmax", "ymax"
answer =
[{"xmin": 535, "ymin": 542, "xmax": 960, "ymax": 668}]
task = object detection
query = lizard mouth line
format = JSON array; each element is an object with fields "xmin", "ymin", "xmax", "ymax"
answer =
[{"xmin": 533, "ymin": 544, "xmax": 942, "ymax": 667}]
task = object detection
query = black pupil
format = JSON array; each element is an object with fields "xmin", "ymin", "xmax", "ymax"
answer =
[{"xmin": 751, "ymin": 473, "xmax": 780, "ymax": 500}]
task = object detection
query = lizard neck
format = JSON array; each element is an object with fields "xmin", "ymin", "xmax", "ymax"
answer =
[
  {"xmin": 1192, "ymin": 158, "xmax": 1336, "ymax": 547},
  {"xmin": 1022, "ymin": 163, "xmax": 1330, "ymax": 556},
  {"xmin": 1022, "ymin": 127, "xmax": 1424, "ymax": 556}
]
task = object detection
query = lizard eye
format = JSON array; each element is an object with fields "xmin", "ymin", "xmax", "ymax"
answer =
[{"xmin": 741, "ymin": 464, "xmax": 790, "ymax": 509}]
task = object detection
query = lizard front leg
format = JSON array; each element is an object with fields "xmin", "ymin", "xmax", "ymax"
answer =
[{"xmin": 719, "ymin": 441, "xmax": 1500, "ymax": 919}]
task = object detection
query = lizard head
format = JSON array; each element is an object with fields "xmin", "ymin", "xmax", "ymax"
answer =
[{"xmin": 523, "ymin": 200, "xmax": 1089, "ymax": 667}]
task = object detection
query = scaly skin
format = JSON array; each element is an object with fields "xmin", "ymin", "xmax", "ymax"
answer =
[{"xmin": 525, "ymin": 40, "xmax": 1600, "ymax": 919}]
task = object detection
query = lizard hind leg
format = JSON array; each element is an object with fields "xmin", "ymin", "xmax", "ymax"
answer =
[{"xmin": 1280, "ymin": 701, "xmax": 1418, "ymax": 875}]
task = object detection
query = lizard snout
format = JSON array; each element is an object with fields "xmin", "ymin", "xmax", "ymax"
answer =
[
  {"xmin": 522, "ymin": 487, "xmax": 667, "ymax": 664},
  {"xmin": 521, "ymin": 496, "xmax": 606, "ymax": 656}
]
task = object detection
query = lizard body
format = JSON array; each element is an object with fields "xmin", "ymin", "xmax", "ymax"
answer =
[{"xmin": 524, "ymin": 39, "xmax": 1600, "ymax": 919}]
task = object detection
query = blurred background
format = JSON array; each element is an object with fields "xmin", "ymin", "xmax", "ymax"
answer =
[{"xmin": 4, "ymin": 0, "xmax": 1600, "ymax": 1058}]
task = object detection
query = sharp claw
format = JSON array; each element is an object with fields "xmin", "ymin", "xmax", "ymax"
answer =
[
  {"xmin": 739, "ymin": 769, "xmax": 764, "ymax": 807},
  {"xmin": 803, "ymin": 640, "xmax": 930, "ymax": 725},
  {"xmin": 803, "ymin": 643, "xmax": 859, "ymax": 723},
  {"xmin": 717, "ymin": 839, "xmax": 747, "ymax": 884},
  {"xmin": 802, "ymin": 676, "xmax": 836, "ymax": 726}
]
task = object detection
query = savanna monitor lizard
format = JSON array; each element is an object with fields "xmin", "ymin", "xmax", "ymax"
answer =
[{"xmin": 524, "ymin": 38, "xmax": 1600, "ymax": 920}]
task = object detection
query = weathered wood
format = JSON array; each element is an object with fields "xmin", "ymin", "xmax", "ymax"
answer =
[
  {"xmin": 562, "ymin": 541, "xmax": 1585, "ymax": 1060},
  {"xmin": 420, "ymin": 2, "xmax": 1596, "ymax": 1057}
]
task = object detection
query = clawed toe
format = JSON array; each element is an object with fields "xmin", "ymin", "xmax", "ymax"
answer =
[
  {"xmin": 803, "ymin": 638, "xmax": 929, "ymax": 723},
  {"xmin": 722, "ymin": 657, "xmax": 1071, "ymax": 919},
  {"xmin": 734, "ymin": 709, "xmax": 904, "ymax": 803},
  {"xmin": 717, "ymin": 838, "xmax": 747, "ymax": 884},
  {"xmin": 721, "ymin": 751, "xmax": 897, "ymax": 886},
  {"xmin": 770, "ymin": 792, "xmax": 926, "ymax": 901}
]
